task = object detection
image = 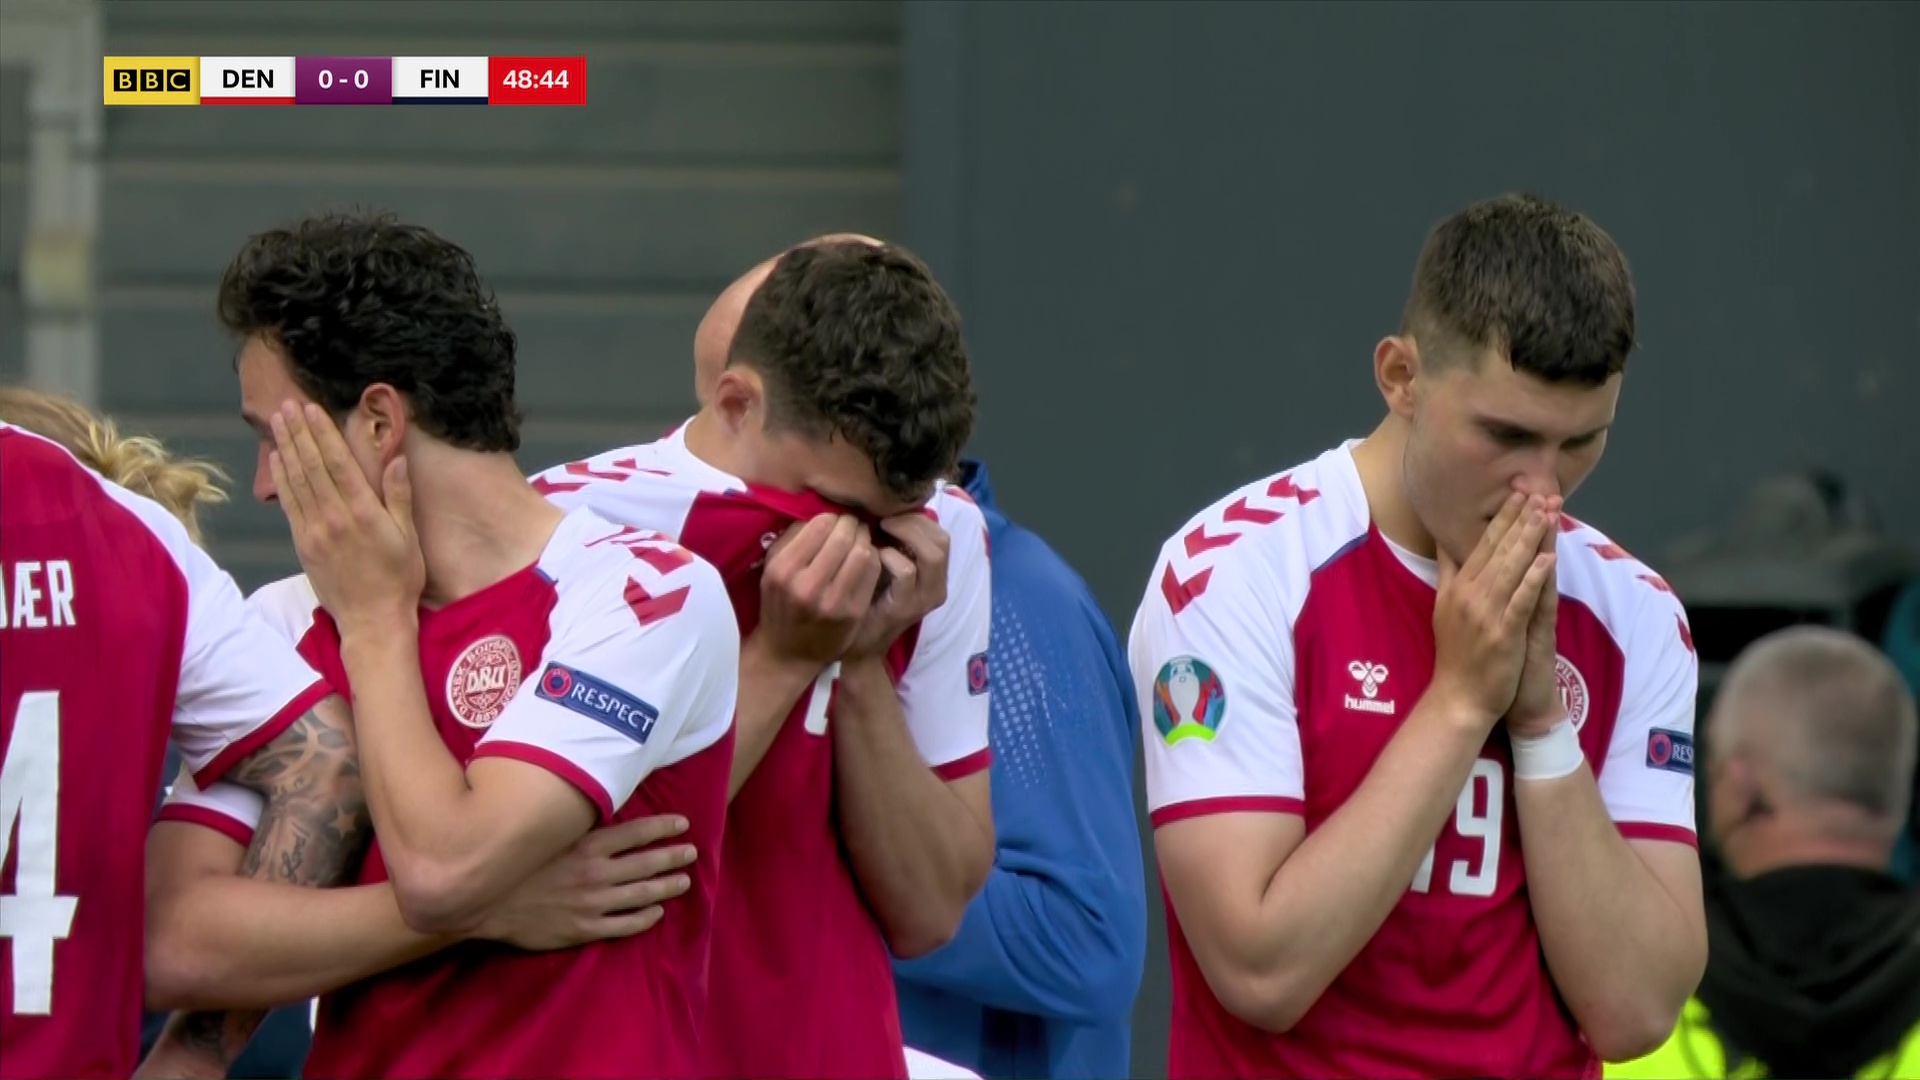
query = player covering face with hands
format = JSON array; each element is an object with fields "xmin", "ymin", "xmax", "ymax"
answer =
[
  {"xmin": 137, "ymin": 213, "xmax": 740, "ymax": 1080},
  {"xmin": 529, "ymin": 236, "xmax": 996, "ymax": 1079},
  {"xmin": 1132, "ymin": 192, "xmax": 1704, "ymax": 1079},
  {"xmin": 150, "ymin": 224, "xmax": 995, "ymax": 1080}
]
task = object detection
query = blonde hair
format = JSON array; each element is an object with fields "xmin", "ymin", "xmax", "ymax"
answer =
[{"xmin": 0, "ymin": 385, "xmax": 230, "ymax": 545}]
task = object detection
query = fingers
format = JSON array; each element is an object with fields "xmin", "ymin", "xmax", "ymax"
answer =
[
  {"xmin": 877, "ymin": 513, "xmax": 948, "ymax": 566},
  {"xmin": 273, "ymin": 403, "xmax": 346, "ymax": 512},
  {"xmin": 582, "ymin": 904, "xmax": 666, "ymax": 941},
  {"xmin": 382, "ymin": 455, "xmax": 414, "ymax": 534},
  {"xmin": 775, "ymin": 515, "xmax": 884, "ymax": 622},
  {"xmin": 876, "ymin": 547, "xmax": 915, "ymax": 588},
  {"xmin": 1483, "ymin": 497, "xmax": 1550, "ymax": 597},
  {"xmin": 579, "ymin": 813, "xmax": 689, "ymax": 859},
  {"xmin": 300, "ymin": 402, "xmax": 363, "ymax": 500},
  {"xmin": 1503, "ymin": 552, "xmax": 1557, "ymax": 630},
  {"xmin": 1436, "ymin": 545, "xmax": 1459, "ymax": 589},
  {"xmin": 591, "ymin": 868, "xmax": 693, "ymax": 914},
  {"xmin": 766, "ymin": 515, "xmax": 838, "ymax": 573},
  {"xmin": 1537, "ymin": 498, "xmax": 1562, "ymax": 555},
  {"xmin": 600, "ymin": 841, "xmax": 698, "ymax": 886},
  {"xmin": 268, "ymin": 449, "xmax": 306, "ymax": 533},
  {"xmin": 785, "ymin": 516, "xmax": 861, "ymax": 597},
  {"xmin": 1461, "ymin": 492, "xmax": 1527, "ymax": 580},
  {"xmin": 1527, "ymin": 533, "xmax": 1560, "ymax": 633},
  {"xmin": 825, "ymin": 534, "xmax": 884, "ymax": 613}
]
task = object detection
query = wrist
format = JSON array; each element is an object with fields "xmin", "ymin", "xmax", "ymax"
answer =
[
  {"xmin": 1418, "ymin": 679, "xmax": 1501, "ymax": 735},
  {"xmin": 741, "ymin": 632, "xmax": 830, "ymax": 692},
  {"xmin": 335, "ymin": 605, "xmax": 419, "ymax": 643},
  {"xmin": 1511, "ymin": 719, "xmax": 1585, "ymax": 781},
  {"xmin": 833, "ymin": 655, "xmax": 895, "ymax": 699}
]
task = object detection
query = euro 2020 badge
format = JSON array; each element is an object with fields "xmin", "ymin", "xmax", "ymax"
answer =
[{"xmin": 1153, "ymin": 655, "xmax": 1226, "ymax": 745}]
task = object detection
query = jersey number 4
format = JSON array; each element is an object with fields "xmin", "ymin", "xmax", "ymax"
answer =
[
  {"xmin": 1, "ymin": 691, "xmax": 79, "ymax": 1015},
  {"xmin": 1410, "ymin": 758, "xmax": 1504, "ymax": 899}
]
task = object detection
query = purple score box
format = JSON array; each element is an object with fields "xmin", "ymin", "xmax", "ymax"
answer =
[{"xmin": 295, "ymin": 57, "xmax": 392, "ymax": 105}]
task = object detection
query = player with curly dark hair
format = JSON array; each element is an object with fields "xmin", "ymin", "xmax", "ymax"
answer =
[
  {"xmin": 215, "ymin": 212, "xmax": 523, "ymax": 501},
  {"xmin": 138, "ymin": 210, "xmax": 741, "ymax": 1079}
]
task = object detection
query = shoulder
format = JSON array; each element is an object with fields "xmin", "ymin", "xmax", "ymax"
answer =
[
  {"xmin": 245, "ymin": 574, "xmax": 323, "ymax": 646},
  {"xmin": 541, "ymin": 512, "xmax": 736, "ymax": 641},
  {"xmin": 2, "ymin": 422, "xmax": 201, "ymax": 571},
  {"xmin": 927, "ymin": 481, "xmax": 989, "ymax": 534},
  {"xmin": 1555, "ymin": 515, "xmax": 1694, "ymax": 657},
  {"xmin": 531, "ymin": 440, "xmax": 727, "ymax": 506},
  {"xmin": 926, "ymin": 482, "xmax": 990, "ymax": 564},
  {"xmin": 1140, "ymin": 445, "xmax": 1369, "ymax": 629}
]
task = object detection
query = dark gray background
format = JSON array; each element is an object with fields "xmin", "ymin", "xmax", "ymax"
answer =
[
  {"xmin": 2, "ymin": 3, "xmax": 1915, "ymax": 1076},
  {"xmin": 901, "ymin": 2, "xmax": 1917, "ymax": 1074}
]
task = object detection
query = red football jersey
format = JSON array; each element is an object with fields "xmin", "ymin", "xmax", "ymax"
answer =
[
  {"xmin": 0, "ymin": 424, "xmax": 326, "ymax": 1079},
  {"xmin": 533, "ymin": 427, "xmax": 993, "ymax": 1079},
  {"xmin": 1131, "ymin": 442, "xmax": 1699, "ymax": 1079},
  {"xmin": 170, "ymin": 509, "xmax": 739, "ymax": 1078}
]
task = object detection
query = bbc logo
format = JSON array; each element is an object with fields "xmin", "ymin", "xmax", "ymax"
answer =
[
  {"xmin": 102, "ymin": 56, "xmax": 199, "ymax": 104},
  {"xmin": 111, "ymin": 68, "xmax": 191, "ymax": 93}
]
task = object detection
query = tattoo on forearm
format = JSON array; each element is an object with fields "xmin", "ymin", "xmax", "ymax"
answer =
[
  {"xmin": 163, "ymin": 1007, "xmax": 268, "ymax": 1067},
  {"xmin": 162, "ymin": 705, "xmax": 372, "ymax": 1065}
]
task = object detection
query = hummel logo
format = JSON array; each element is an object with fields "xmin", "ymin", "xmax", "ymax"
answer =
[{"xmin": 1344, "ymin": 660, "xmax": 1395, "ymax": 715}]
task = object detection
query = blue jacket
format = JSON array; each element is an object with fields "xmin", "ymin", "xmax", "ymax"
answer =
[{"xmin": 893, "ymin": 460, "xmax": 1147, "ymax": 1079}]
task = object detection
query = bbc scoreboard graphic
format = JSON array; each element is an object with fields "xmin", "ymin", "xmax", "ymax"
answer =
[{"xmin": 102, "ymin": 56, "xmax": 587, "ymax": 106}]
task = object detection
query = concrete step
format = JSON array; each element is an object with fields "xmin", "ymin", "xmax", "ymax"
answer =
[
  {"xmin": 14, "ymin": 285, "xmax": 707, "ymax": 418},
  {"xmin": 106, "ymin": 0, "xmax": 900, "ymax": 40},
  {"xmin": 97, "ymin": 158, "xmax": 899, "ymax": 287}
]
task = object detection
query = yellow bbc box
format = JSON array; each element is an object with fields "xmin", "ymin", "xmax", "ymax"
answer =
[{"xmin": 103, "ymin": 57, "xmax": 200, "ymax": 105}]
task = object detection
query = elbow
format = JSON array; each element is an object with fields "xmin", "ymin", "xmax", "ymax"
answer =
[
  {"xmin": 883, "ymin": 904, "xmax": 966, "ymax": 961},
  {"xmin": 143, "ymin": 923, "xmax": 224, "ymax": 1012},
  {"xmin": 1064, "ymin": 950, "xmax": 1146, "ymax": 1025},
  {"xmin": 886, "ymin": 854, "xmax": 993, "ymax": 960},
  {"xmin": 1209, "ymin": 965, "xmax": 1319, "ymax": 1035},
  {"xmin": 1582, "ymin": 1006, "xmax": 1674, "ymax": 1060},
  {"xmin": 387, "ymin": 857, "xmax": 489, "ymax": 937},
  {"xmin": 1583, "ymin": 1004, "xmax": 1683, "ymax": 1064}
]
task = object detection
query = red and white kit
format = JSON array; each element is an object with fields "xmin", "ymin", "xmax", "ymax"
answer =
[{"xmin": 1131, "ymin": 441, "xmax": 1698, "ymax": 1079}]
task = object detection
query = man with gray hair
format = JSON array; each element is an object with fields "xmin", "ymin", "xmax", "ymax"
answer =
[{"xmin": 1610, "ymin": 626, "xmax": 1920, "ymax": 1078}]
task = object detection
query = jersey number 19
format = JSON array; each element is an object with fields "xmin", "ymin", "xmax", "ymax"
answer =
[
  {"xmin": 1, "ymin": 691, "xmax": 79, "ymax": 1014},
  {"xmin": 1410, "ymin": 757, "xmax": 1504, "ymax": 899}
]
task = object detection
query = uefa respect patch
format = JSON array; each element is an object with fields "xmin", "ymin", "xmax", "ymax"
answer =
[
  {"xmin": 535, "ymin": 662, "xmax": 660, "ymax": 745},
  {"xmin": 1152, "ymin": 655, "xmax": 1226, "ymax": 745},
  {"xmin": 1645, "ymin": 727, "xmax": 1694, "ymax": 775},
  {"xmin": 966, "ymin": 650, "xmax": 991, "ymax": 696}
]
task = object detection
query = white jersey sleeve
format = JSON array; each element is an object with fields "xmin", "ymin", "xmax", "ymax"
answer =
[
  {"xmin": 1131, "ymin": 536, "xmax": 1304, "ymax": 827},
  {"xmin": 896, "ymin": 488, "xmax": 993, "ymax": 780},
  {"xmin": 156, "ymin": 574, "xmax": 324, "ymax": 843},
  {"xmin": 92, "ymin": 483, "xmax": 330, "ymax": 787},
  {"xmin": 1597, "ymin": 589, "xmax": 1700, "ymax": 843},
  {"xmin": 473, "ymin": 534, "xmax": 738, "ymax": 820},
  {"xmin": 158, "ymin": 762, "xmax": 264, "ymax": 846}
]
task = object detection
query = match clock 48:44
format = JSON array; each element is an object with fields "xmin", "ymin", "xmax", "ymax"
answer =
[{"xmin": 488, "ymin": 56, "xmax": 587, "ymax": 106}]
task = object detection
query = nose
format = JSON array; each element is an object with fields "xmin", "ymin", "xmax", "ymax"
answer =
[
  {"xmin": 253, "ymin": 444, "xmax": 277, "ymax": 504},
  {"xmin": 1511, "ymin": 453, "xmax": 1562, "ymax": 502}
]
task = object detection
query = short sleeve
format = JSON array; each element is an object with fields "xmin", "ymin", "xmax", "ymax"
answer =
[
  {"xmin": 896, "ymin": 492, "xmax": 993, "ymax": 780},
  {"xmin": 1598, "ymin": 595, "xmax": 1700, "ymax": 846},
  {"xmin": 157, "ymin": 765, "xmax": 264, "ymax": 848},
  {"xmin": 93, "ymin": 481, "xmax": 330, "ymax": 788},
  {"xmin": 473, "ymin": 538, "xmax": 738, "ymax": 821},
  {"xmin": 1130, "ymin": 544, "xmax": 1304, "ymax": 827}
]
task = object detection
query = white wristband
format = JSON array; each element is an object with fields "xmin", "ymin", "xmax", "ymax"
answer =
[{"xmin": 1511, "ymin": 719, "xmax": 1584, "ymax": 781}]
